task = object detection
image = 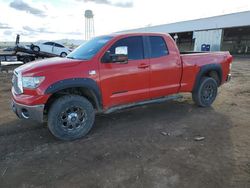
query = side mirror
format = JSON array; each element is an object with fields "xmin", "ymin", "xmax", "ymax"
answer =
[
  {"xmin": 102, "ymin": 51, "xmax": 111, "ymax": 63},
  {"xmin": 102, "ymin": 46, "xmax": 128, "ymax": 64},
  {"xmin": 112, "ymin": 46, "xmax": 128, "ymax": 63}
]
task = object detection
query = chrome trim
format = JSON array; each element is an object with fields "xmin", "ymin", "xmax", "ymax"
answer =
[
  {"xmin": 21, "ymin": 111, "xmax": 29, "ymax": 119},
  {"xmin": 12, "ymin": 70, "xmax": 23, "ymax": 94}
]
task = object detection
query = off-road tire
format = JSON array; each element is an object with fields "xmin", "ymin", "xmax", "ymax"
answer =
[
  {"xmin": 48, "ymin": 95, "xmax": 95, "ymax": 141},
  {"xmin": 192, "ymin": 77, "xmax": 218, "ymax": 107}
]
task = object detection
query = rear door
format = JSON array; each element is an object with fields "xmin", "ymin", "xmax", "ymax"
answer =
[
  {"xmin": 53, "ymin": 43, "xmax": 65, "ymax": 55},
  {"xmin": 147, "ymin": 35, "xmax": 182, "ymax": 98},
  {"xmin": 99, "ymin": 36, "xmax": 150, "ymax": 108}
]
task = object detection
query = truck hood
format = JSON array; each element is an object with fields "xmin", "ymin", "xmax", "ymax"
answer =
[{"xmin": 16, "ymin": 57, "xmax": 82, "ymax": 76}]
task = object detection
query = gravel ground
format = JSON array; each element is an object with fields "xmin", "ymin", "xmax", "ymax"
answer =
[{"xmin": 0, "ymin": 57, "xmax": 249, "ymax": 188}]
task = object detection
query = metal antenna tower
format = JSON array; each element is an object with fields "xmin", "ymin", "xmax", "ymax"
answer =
[{"xmin": 84, "ymin": 10, "xmax": 95, "ymax": 40}]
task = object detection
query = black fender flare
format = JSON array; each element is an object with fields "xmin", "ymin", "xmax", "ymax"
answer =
[
  {"xmin": 45, "ymin": 78, "xmax": 102, "ymax": 110},
  {"xmin": 193, "ymin": 64, "xmax": 222, "ymax": 91}
]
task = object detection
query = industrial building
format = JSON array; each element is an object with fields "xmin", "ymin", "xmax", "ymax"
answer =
[{"xmin": 119, "ymin": 11, "xmax": 250, "ymax": 54}]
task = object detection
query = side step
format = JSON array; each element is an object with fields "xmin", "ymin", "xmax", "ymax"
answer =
[{"xmin": 104, "ymin": 94, "xmax": 183, "ymax": 114}]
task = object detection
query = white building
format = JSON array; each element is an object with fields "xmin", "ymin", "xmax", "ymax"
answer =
[{"xmin": 119, "ymin": 11, "xmax": 250, "ymax": 54}]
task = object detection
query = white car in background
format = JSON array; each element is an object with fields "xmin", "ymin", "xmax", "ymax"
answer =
[{"xmin": 30, "ymin": 42, "xmax": 71, "ymax": 57}]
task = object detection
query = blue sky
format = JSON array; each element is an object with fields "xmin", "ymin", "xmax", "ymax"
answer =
[{"xmin": 0, "ymin": 0, "xmax": 250, "ymax": 41}]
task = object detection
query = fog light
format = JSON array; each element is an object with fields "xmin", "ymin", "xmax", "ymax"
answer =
[{"xmin": 21, "ymin": 109, "xmax": 29, "ymax": 119}]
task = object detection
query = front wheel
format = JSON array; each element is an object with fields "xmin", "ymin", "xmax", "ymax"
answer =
[
  {"xmin": 48, "ymin": 95, "xmax": 95, "ymax": 141},
  {"xmin": 192, "ymin": 77, "xmax": 218, "ymax": 107},
  {"xmin": 32, "ymin": 46, "xmax": 40, "ymax": 52}
]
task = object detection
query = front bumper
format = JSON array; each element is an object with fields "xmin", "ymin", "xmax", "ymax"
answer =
[{"xmin": 11, "ymin": 100, "xmax": 45, "ymax": 123}]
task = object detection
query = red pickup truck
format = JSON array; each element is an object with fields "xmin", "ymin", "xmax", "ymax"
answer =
[{"xmin": 11, "ymin": 33, "xmax": 233, "ymax": 140}]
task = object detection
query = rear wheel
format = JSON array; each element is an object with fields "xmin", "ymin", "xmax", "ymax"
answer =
[
  {"xmin": 60, "ymin": 52, "xmax": 67, "ymax": 57},
  {"xmin": 48, "ymin": 95, "xmax": 95, "ymax": 141},
  {"xmin": 192, "ymin": 77, "xmax": 218, "ymax": 107}
]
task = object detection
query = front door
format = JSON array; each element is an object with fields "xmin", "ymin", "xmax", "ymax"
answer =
[
  {"xmin": 53, "ymin": 43, "xmax": 64, "ymax": 56},
  {"xmin": 41, "ymin": 42, "xmax": 53, "ymax": 54},
  {"xmin": 99, "ymin": 36, "xmax": 150, "ymax": 109}
]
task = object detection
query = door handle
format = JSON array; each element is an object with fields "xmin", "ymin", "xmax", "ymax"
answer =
[{"xmin": 138, "ymin": 63, "xmax": 150, "ymax": 69}]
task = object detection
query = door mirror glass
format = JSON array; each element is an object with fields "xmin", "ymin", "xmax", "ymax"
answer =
[
  {"xmin": 112, "ymin": 46, "xmax": 128, "ymax": 63},
  {"xmin": 115, "ymin": 46, "xmax": 128, "ymax": 55}
]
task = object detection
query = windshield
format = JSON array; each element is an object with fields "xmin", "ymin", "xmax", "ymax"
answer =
[{"xmin": 67, "ymin": 36, "xmax": 113, "ymax": 60}]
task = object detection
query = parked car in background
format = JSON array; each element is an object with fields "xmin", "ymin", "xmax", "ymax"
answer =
[
  {"xmin": 30, "ymin": 42, "xmax": 71, "ymax": 57},
  {"xmin": 3, "ymin": 47, "xmax": 15, "ymax": 52}
]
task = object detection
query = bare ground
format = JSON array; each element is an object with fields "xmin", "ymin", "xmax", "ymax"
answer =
[{"xmin": 0, "ymin": 58, "xmax": 249, "ymax": 188}]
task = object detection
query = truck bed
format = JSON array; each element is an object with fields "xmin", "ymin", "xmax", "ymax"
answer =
[
  {"xmin": 180, "ymin": 51, "xmax": 230, "ymax": 66},
  {"xmin": 179, "ymin": 51, "xmax": 232, "ymax": 92}
]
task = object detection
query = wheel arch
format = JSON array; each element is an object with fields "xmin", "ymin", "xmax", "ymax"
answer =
[
  {"xmin": 44, "ymin": 78, "xmax": 102, "ymax": 114},
  {"xmin": 193, "ymin": 64, "xmax": 222, "ymax": 91}
]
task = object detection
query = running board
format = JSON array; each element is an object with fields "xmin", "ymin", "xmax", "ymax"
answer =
[{"xmin": 104, "ymin": 94, "xmax": 183, "ymax": 114}]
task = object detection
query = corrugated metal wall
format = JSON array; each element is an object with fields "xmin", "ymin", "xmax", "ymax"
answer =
[{"xmin": 193, "ymin": 29, "xmax": 222, "ymax": 51}]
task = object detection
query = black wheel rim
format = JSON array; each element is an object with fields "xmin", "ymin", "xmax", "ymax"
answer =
[
  {"xmin": 201, "ymin": 82, "xmax": 216, "ymax": 103},
  {"xmin": 60, "ymin": 106, "xmax": 87, "ymax": 131}
]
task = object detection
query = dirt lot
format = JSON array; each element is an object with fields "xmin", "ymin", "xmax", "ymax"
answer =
[{"xmin": 0, "ymin": 58, "xmax": 249, "ymax": 188}]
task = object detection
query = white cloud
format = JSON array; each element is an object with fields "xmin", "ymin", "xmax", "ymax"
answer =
[
  {"xmin": 0, "ymin": 0, "xmax": 249, "ymax": 42},
  {"xmin": 9, "ymin": 0, "xmax": 47, "ymax": 17}
]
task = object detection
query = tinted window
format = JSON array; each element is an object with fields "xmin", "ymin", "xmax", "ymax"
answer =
[
  {"xmin": 109, "ymin": 36, "xmax": 144, "ymax": 60},
  {"xmin": 54, "ymin": 43, "xmax": 64, "ymax": 48},
  {"xmin": 149, "ymin": 36, "xmax": 169, "ymax": 58},
  {"xmin": 43, "ymin": 42, "xmax": 54, "ymax": 46},
  {"xmin": 67, "ymin": 36, "xmax": 113, "ymax": 60}
]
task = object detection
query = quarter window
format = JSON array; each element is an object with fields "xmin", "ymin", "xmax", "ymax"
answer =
[
  {"xmin": 54, "ymin": 43, "xmax": 64, "ymax": 48},
  {"xmin": 109, "ymin": 36, "xmax": 144, "ymax": 60},
  {"xmin": 149, "ymin": 36, "xmax": 169, "ymax": 58}
]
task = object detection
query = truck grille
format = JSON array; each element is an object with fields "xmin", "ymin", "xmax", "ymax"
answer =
[{"xmin": 12, "ymin": 72, "xmax": 22, "ymax": 94}]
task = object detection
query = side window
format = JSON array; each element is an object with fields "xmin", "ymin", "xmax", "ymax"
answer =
[
  {"xmin": 54, "ymin": 43, "xmax": 64, "ymax": 48},
  {"xmin": 43, "ymin": 42, "xmax": 51, "ymax": 45},
  {"xmin": 109, "ymin": 36, "xmax": 144, "ymax": 60},
  {"xmin": 149, "ymin": 36, "xmax": 169, "ymax": 58}
]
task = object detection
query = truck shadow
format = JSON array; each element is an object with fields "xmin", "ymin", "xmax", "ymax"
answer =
[{"xmin": 0, "ymin": 99, "xmax": 235, "ymax": 188}]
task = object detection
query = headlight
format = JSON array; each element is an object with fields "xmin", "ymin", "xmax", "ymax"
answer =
[{"xmin": 22, "ymin": 76, "xmax": 45, "ymax": 89}]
